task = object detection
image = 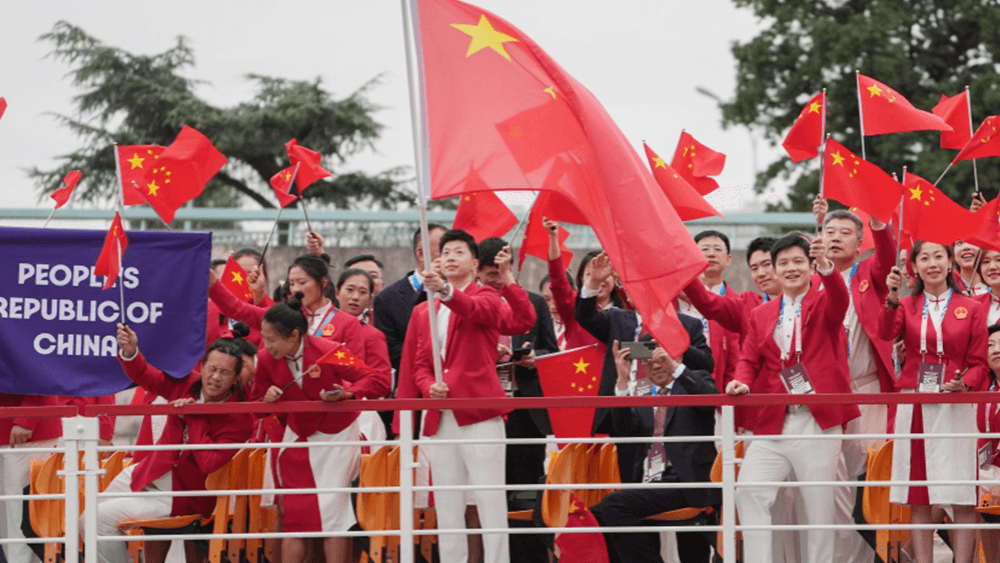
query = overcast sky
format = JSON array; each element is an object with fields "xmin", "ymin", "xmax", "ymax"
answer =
[{"xmin": 0, "ymin": 0, "xmax": 782, "ymax": 216}]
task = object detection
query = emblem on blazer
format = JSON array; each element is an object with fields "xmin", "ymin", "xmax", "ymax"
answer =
[
  {"xmin": 308, "ymin": 365, "xmax": 322, "ymax": 378},
  {"xmin": 859, "ymin": 280, "xmax": 869, "ymax": 292},
  {"xmin": 955, "ymin": 307, "xmax": 969, "ymax": 320},
  {"xmin": 322, "ymin": 323, "xmax": 335, "ymax": 336}
]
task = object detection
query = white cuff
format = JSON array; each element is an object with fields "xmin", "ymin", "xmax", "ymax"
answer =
[
  {"xmin": 120, "ymin": 348, "xmax": 138, "ymax": 362},
  {"xmin": 439, "ymin": 283, "xmax": 455, "ymax": 302},
  {"xmin": 614, "ymin": 382, "xmax": 632, "ymax": 397},
  {"xmin": 671, "ymin": 364, "xmax": 686, "ymax": 379},
  {"xmin": 816, "ymin": 263, "xmax": 834, "ymax": 276},
  {"xmin": 580, "ymin": 285, "xmax": 601, "ymax": 299},
  {"xmin": 869, "ymin": 219, "xmax": 886, "ymax": 231}
]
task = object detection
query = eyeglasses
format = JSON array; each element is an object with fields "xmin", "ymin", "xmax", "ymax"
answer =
[{"xmin": 203, "ymin": 364, "xmax": 236, "ymax": 378}]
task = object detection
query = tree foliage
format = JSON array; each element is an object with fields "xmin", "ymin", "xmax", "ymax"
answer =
[
  {"xmin": 30, "ymin": 21, "xmax": 415, "ymax": 221},
  {"xmin": 721, "ymin": 0, "xmax": 1000, "ymax": 211}
]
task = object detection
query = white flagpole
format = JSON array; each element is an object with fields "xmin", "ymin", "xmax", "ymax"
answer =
[
  {"xmin": 967, "ymin": 86, "xmax": 980, "ymax": 195},
  {"xmin": 401, "ymin": 0, "xmax": 445, "ymax": 386},
  {"xmin": 130, "ymin": 181, "xmax": 172, "ymax": 231},
  {"xmin": 42, "ymin": 206, "xmax": 57, "ymax": 228},
  {"xmin": 117, "ymin": 235, "xmax": 126, "ymax": 325},
  {"xmin": 855, "ymin": 71, "xmax": 866, "ymax": 160}
]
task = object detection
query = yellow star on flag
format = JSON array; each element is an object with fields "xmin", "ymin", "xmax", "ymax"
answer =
[
  {"xmin": 335, "ymin": 351, "xmax": 346, "ymax": 360},
  {"xmin": 543, "ymin": 86, "xmax": 556, "ymax": 99},
  {"xmin": 231, "ymin": 271, "xmax": 244, "ymax": 284},
  {"xmin": 652, "ymin": 157, "xmax": 667, "ymax": 169},
  {"xmin": 867, "ymin": 84, "xmax": 882, "ymax": 97},
  {"xmin": 451, "ymin": 15, "xmax": 519, "ymax": 61},
  {"xmin": 127, "ymin": 153, "xmax": 145, "ymax": 169},
  {"xmin": 831, "ymin": 151, "xmax": 845, "ymax": 167},
  {"xmin": 909, "ymin": 184, "xmax": 923, "ymax": 201},
  {"xmin": 573, "ymin": 357, "xmax": 590, "ymax": 374},
  {"xmin": 808, "ymin": 101, "xmax": 822, "ymax": 114},
  {"xmin": 146, "ymin": 180, "xmax": 160, "ymax": 196}
]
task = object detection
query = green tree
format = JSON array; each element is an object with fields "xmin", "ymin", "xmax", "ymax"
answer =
[
  {"xmin": 30, "ymin": 21, "xmax": 415, "ymax": 225},
  {"xmin": 720, "ymin": 0, "xmax": 1000, "ymax": 211}
]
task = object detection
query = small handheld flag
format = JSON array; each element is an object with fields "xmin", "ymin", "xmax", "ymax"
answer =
[{"xmin": 221, "ymin": 256, "xmax": 256, "ymax": 303}]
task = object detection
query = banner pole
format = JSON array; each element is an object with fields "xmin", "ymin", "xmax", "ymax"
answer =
[
  {"xmin": 117, "ymin": 236, "xmax": 126, "ymax": 325},
  {"xmin": 402, "ymin": 0, "xmax": 445, "ymax": 384}
]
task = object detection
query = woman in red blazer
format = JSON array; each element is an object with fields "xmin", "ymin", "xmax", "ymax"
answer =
[
  {"xmin": 881, "ymin": 241, "xmax": 988, "ymax": 563},
  {"xmin": 975, "ymin": 249, "xmax": 1000, "ymax": 326},
  {"xmin": 92, "ymin": 323, "xmax": 255, "ymax": 563},
  {"xmin": 542, "ymin": 218, "xmax": 603, "ymax": 351},
  {"xmin": 253, "ymin": 294, "xmax": 390, "ymax": 563},
  {"xmin": 209, "ymin": 253, "xmax": 366, "ymax": 361}
]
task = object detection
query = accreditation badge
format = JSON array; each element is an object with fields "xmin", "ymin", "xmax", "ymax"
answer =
[
  {"xmin": 779, "ymin": 363, "xmax": 815, "ymax": 395},
  {"xmin": 917, "ymin": 362, "xmax": 944, "ymax": 393}
]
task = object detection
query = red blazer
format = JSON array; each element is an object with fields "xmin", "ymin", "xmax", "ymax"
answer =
[
  {"xmin": 676, "ymin": 284, "xmax": 741, "ymax": 394},
  {"xmin": 251, "ymin": 335, "xmax": 390, "ymax": 438},
  {"xmin": 547, "ymin": 257, "xmax": 601, "ymax": 350},
  {"xmin": 1, "ymin": 394, "xmax": 24, "ymax": 445},
  {"xmin": 400, "ymin": 283, "xmax": 513, "ymax": 436},
  {"xmin": 206, "ymin": 299, "xmax": 263, "ymax": 349},
  {"xmin": 119, "ymin": 351, "xmax": 253, "ymax": 517},
  {"xmin": 878, "ymin": 291, "xmax": 989, "ymax": 391},
  {"xmin": 360, "ymin": 323, "xmax": 393, "ymax": 386},
  {"xmin": 13, "ymin": 395, "xmax": 115, "ymax": 443},
  {"xmin": 496, "ymin": 283, "xmax": 538, "ymax": 336},
  {"xmin": 978, "ymin": 379, "xmax": 1000, "ymax": 470},
  {"xmin": 735, "ymin": 267, "xmax": 861, "ymax": 434},
  {"xmin": 846, "ymin": 225, "xmax": 898, "ymax": 393},
  {"xmin": 210, "ymin": 282, "xmax": 365, "ymax": 360},
  {"xmin": 682, "ymin": 281, "xmax": 769, "ymax": 342}
]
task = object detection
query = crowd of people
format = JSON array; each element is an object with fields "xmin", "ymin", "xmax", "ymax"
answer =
[{"xmin": 3, "ymin": 195, "xmax": 1000, "ymax": 563}]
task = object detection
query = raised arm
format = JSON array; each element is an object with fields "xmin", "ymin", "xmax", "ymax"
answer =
[
  {"xmin": 683, "ymin": 279, "xmax": 746, "ymax": 335},
  {"xmin": 497, "ymin": 283, "xmax": 538, "ymax": 335},
  {"xmin": 209, "ymin": 277, "xmax": 265, "ymax": 330},
  {"xmin": 878, "ymin": 267, "xmax": 906, "ymax": 342},
  {"xmin": 117, "ymin": 324, "xmax": 192, "ymax": 401},
  {"xmin": 868, "ymin": 219, "xmax": 895, "ymax": 296}
]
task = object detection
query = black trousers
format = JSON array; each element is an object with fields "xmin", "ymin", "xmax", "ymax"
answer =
[{"xmin": 590, "ymin": 483, "xmax": 712, "ymax": 563}]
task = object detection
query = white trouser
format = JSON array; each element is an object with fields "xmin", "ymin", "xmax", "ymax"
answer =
[
  {"xmin": 736, "ymin": 410, "xmax": 842, "ymax": 563},
  {"xmin": 3, "ymin": 439, "xmax": 58, "ymax": 563},
  {"xmin": 88, "ymin": 465, "xmax": 172, "ymax": 563},
  {"xmin": 427, "ymin": 412, "xmax": 509, "ymax": 563}
]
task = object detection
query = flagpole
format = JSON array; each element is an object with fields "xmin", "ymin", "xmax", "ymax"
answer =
[
  {"xmin": 817, "ymin": 133, "xmax": 829, "ymax": 234},
  {"xmin": 855, "ymin": 71, "xmax": 866, "ymax": 160},
  {"xmin": 933, "ymin": 162, "xmax": 954, "ymax": 186},
  {"xmin": 896, "ymin": 168, "xmax": 906, "ymax": 269},
  {"xmin": 402, "ymin": 0, "xmax": 445, "ymax": 387},
  {"xmin": 259, "ymin": 206, "xmax": 284, "ymax": 267},
  {"xmin": 296, "ymin": 164, "xmax": 315, "ymax": 234},
  {"xmin": 131, "ymin": 181, "xmax": 172, "ymax": 231},
  {"xmin": 967, "ymin": 85, "xmax": 980, "ymax": 195},
  {"xmin": 511, "ymin": 192, "xmax": 539, "ymax": 283},
  {"xmin": 42, "ymin": 206, "xmax": 57, "ymax": 228}
]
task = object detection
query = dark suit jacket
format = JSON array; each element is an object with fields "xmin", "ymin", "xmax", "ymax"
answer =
[
  {"xmin": 574, "ymin": 293, "xmax": 713, "ymax": 434},
  {"xmin": 509, "ymin": 291, "xmax": 560, "ymax": 436},
  {"xmin": 610, "ymin": 366, "xmax": 721, "ymax": 508},
  {"xmin": 373, "ymin": 271, "xmax": 419, "ymax": 373}
]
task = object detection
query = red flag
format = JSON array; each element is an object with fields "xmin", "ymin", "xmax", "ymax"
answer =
[
  {"xmin": 953, "ymin": 115, "xmax": 1000, "ymax": 163},
  {"xmin": 553, "ymin": 494, "xmax": 611, "ymax": 563},
  {"xmin": 314, "ymin": 343, "xmax": 384, "ymax": 380},
  {"xmin": 0, "ymin": 97, "xmax": 6, "ymax": 122},
  {"xmin": 50, "ymin": 170, "xmax": 82, "ymax": 209},
  {"xmin": 285, "ymin": 139, "xmax": 331, "ymax": 191},
  {"xmin": 535, "ymin": 345, "xmax": 603, "ymax": 439},
  {"xmin": 452, "ymin": 190, "xmax": 518, "ymax": 242},
  {"xmin": 901, "ymin": 172, "xmax": 974, "ymax": 246},
  {"xmin": 221, "ymin": 256, "xmax": 255, "ymax": 303},
  {"xmin": 518, "ymin": 202, "xmax": 572, "ymax": 268},
  {"xmin": 822, "ymin": 139, "xmax": 904, "ymax": 223},
  {"xmin": 644, "ymin": 142, "xmax": 722, "ymax": 220},
  {"xmin": 965, "ymin": 197, "xmax": 1000, "ymax": 252},
  {"xmin": 857, "ymin": 74, "xmax": 952, "ymax": 136},
  {"xmin": 416, "ymin": 0, "xmax": 707, "ymax": 356},
  {"xmin": 269, "ymin": 165, "xmax": 299, "ymax": 207},
  {"xmin": 847, "ymin": 207, "xmax": 876, "ymax": 254},
  {"xmin": 136, "ymin": 126, "xmax": 227, "ymax": 224},
  {"xmin": 782, "ymin": 91, "xmax": 825, "ymax": 162},
  {"xmin": 116, "ymin": 145, "xmax": 165, "ymax": 206},
  {"xmin": 534, "ymin": 159, "xmax": 590, "ymax": 224},
  {"xmin": 670, "ymin": 131, "xmax": 726, "ymax": 195},
  {"xmin": 94, "ymin": 212, "xmax": 129, "ymax": 290},
  {"xmin": 933, "ymin": 91, "xmax": 973, "ymax": 150}
]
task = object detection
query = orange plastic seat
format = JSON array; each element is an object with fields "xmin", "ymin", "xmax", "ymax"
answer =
[
  {"xmin": 863, "ymin": 440, "xmax": 911, "ymax": 563},
  {"xmin": 30, "ymin": 453, "xmax": 66, "ymax": 563},
  {"xmin": 711, "ymin": 441, "xmax": 744, "ymax": 561},
  {"xmin": 99, "ymin": 450, "xmax": 128, "ymax": 492},
  {"xmin": 244, "ymin": 448, "xmax": 269, "ymax": 563}
]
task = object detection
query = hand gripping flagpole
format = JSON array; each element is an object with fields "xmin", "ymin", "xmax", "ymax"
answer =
[
  {"xmin": 259, "ymin": 162, "xmax": 299, "ymax": 267},
  {"xmin": 402, "ymin": 0, "xmax": 445, "ymax": 387}
]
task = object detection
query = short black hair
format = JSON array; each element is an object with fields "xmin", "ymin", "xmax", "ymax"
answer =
[
  {"xmin": 989, "ymin": 324, "xmax": 1000, "ymax": 337},
  {"xmin": 210, "ymin": 258, "xmax": 228, "ymax": 270},
  {"xmin": 337, "ymin": 268, "xmax": 373, "ymax": 294},
  {"xmin": 273, "ymin": 280, "xmax": 290, "ymax": 303},
  {"xmin": 438, "ymin": 229, "xmax": 479, "ymax": 259},
  {"xmin": 694, "ymin": 230, "xmax": 731, "ymax": 254},
  {"xmin": 770, "ymin": 233, "xmax": 811, "ymax": 263},
  {"xmin": 262, "ymin": 292, "xmax": 309, "ymax": 338},
  {"xmin": 344, "ymin": 254, "xmax": 383, "ymax": 270},
  {"xmin": 477, "ymin": 237, "xmax": 508, "ymax": 270},
  {"xmin": 413, "ymin": 223, "xmax": 447, "ymax": 252},
  {"xmin": 746, "ymin": 236, "xmax": 777, "ymax": 265}
]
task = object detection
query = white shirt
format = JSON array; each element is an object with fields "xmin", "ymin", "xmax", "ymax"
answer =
[
  {"xmin": 774, "ymin": 292, "xmax": 806, "ymax": 358},
  {"xmin": 970, "ymin": 282, "xmax": 990, "ymax": 297},
  {"xmin": 840, "ymin": 265, "xmax": 878, "ymax": 380},
  {"xmin": 285, "ymin": 338, "xmax": 305, "ymax": 384},
  {"xmin": 437, "ymin": 282, "xmax": 471, "ymax": 359},
  {"xmin": 988, "ymin": 292, "xmax": 1000, "ymax": 326},
  {"xmin": 615, "ymin": 364, "xmax": 684, "ymax": 397},
  {"xmin": 924, "ymin": 290, "xmax": 952, "ymax": 348},
  {"xmin": 307, "ymin": 300, "xmax": 333, "ymax": 336}
]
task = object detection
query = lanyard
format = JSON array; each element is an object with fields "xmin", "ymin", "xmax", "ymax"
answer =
[
  {"xmin": 762, "ymin": 293, "xmax": 770, "ymax": 303},
  {"xmin": 920, "ymin": 290, "xmax": 952, "ymax": 357},
  {"xmin": 409, "ymin": 273, "xmax": 422, "ymax": 292},
  {"xmin": 778, "ymin": 298, "xmax": 803, "ymax": 362},
  {"xmin": 847, "ymin": 262, "xmax": 859, "ymax": 287},
  {"xmin": 312, "ymin": 308, "xmax": 338, "ymax": 337},
  {"xmin": 844, "ymin": 263, "xmax": 860, "ymax": 357}
]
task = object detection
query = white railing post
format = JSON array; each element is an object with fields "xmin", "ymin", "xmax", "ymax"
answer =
[
  {"xmin": 61, "ymin": 416, "xmax": 98, "ymax": 563},
  {"xmin": 720, "ymin": 405, "xmax": 737, "ymax": 563},
  {"xmin": 399, "ymin": 410, "xmax": 415, "ymax": 562}
]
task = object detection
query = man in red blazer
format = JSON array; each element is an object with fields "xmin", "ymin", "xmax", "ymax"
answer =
[
  {"xmin": 401, "ymin": 229, "xmax": 531, "ymax": 563},
  {"xmin": 726, "ymin": 233, "xmax": 861, "ymax": 563},
  {"xmin": 815, "ymin": 199, "xmax": 895, "ymax": 563}
]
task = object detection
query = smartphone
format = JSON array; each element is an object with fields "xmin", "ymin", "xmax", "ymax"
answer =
[
  {"xmin": 509, "ymin": 343, "xmax": 532, "ymax": 361},
  {"xmin": 621, "ymin": 340, "xmax": 656, "ymax": 360}
]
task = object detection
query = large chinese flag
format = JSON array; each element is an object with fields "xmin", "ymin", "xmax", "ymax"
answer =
[
  {"xmin": 857, "ymin": 74, "xmax": 952, "ymax": 136},
  {"xmin": 535, "ymin": 345, "xmax": 603, "ymax": 439},
  {"xmin": 670, "ymin": 131, "xmax": 726, "ymax": 195},
  {"xmin": 644, "ymin": 142, "xmax": 721, "ymax": 220},
  {"xmin": 953, "ymin": 116, "xmax": 1000, "ymax": 163},
  {"xmin": 782, "ymin": 91, "xmax": 825, "ymax": 162},
  {"xmin": 416, "ymin": 0, "xmax": 707, "ymax": 355},
  {"xmin": 117, "ymin": 145, "xmax": 165, "ymax": 205},
  {"xmin": 452, "ymin": 188, "xmax": 518, "ymax": 242},
  {"xmin": 822, "ymin": 139, "xmax": 904, "ymax": 223},
  {"xmin": 966, "ymin": 197, "xmax": 1000, "ymax": 252},
  {"xmin": 901, "ymin": 172, "xmax": 974, "ymax": 246},
  {"xmin": 94, "ymin": 212, "xmax": 129, "ymax": 290},
  {"xmin": 136, "ymin": 126, "xmax": 227, "ymax": 224},
  {"xmin": 932, "ymin": 91, "xmax": 973, "ymax": 150},
  {"xmin": 221, "ymin": 256, "xmax": 255, "ymax": 303}
]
